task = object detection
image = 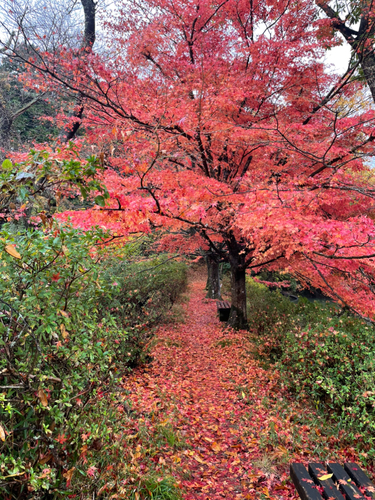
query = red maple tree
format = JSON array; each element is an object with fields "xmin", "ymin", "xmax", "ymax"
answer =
[{"xmin": 6, "ymin": 0, "xmax": 375, "ymax": 327}]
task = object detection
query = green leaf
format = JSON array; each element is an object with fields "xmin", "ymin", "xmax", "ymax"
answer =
[
  {"xmin": 2, "ymin": 159, "xmax": 13, "ymax": 171},
  {"xmin": 95, "ymin": 195, "xmax": 106, "ymax": 207}
]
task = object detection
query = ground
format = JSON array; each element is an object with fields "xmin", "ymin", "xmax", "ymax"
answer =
[{"xmin": 118, "ymin": 272, "xmax": 362, "ymax": 499}]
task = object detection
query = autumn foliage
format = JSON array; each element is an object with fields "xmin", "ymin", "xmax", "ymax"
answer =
[
  {"xmin": 5, "ymin": 1, "xmax": 375, "ymax": 498},
  {"xmin": 16, "ymin": 0, "xmax": 374, "ymax": 327}
]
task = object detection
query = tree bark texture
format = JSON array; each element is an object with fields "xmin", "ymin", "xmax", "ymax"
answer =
[
  {"xmin": 361, "ymin": 53, "xmax": 375, "ymax": 104},
  {"xmin": 64, "ymin": 0, "xmax": 96, "ymax": 142},
  {"xmin": 205, "ymin": 254, "xmax": 222, "ymax": 299},
  {"xmin": 227, "ymin": 242, "xmax": 248, "ymax": 329},
  {"xmin": 81, "ymin": 0, "xmax": 96, "ymax": 48}
]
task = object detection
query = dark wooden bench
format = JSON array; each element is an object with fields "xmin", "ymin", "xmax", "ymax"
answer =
[
  {"xmin": 290, "ymin": 462, "xmax": 375, "ymax": 500},
  {"xmin": 216, "ymin": 300, "xmax": 231, "ymax": 321}
]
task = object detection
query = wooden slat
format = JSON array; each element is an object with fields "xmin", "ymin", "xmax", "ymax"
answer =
[
  {"xmin": 290, "ymin": 463, "xmax": 323, "ymax": 500},
  {"xmin": 345, "ymin": 463, "xmax": 375, "ymax": 499},
  {"xmin": 216, "ymin": 301, "xmax": 231, "ymax": 309},
  {"xmin": 308, "ymin": 463, "xmax": 345, "ymax": 500},
  {"xmin": 328, "ymin": 463, "xmax": 365, "ymax": 500}
]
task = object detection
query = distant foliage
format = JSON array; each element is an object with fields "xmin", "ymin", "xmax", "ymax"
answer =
[
  {"xmin": 0, "ymin": 55, "xmax": 60, "ymax": 151},
  {"xmin": 98, "ymin": 255, "xmax": 188, "ymax": 336}
]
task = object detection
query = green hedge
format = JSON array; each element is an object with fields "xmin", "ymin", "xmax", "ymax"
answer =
[
  {"xmin": 246, "ymin": 278, "xmax": 375, "ymax": 452},
  {"xmin": 98, "ymin": 255, "xmax": 188, "ymax": 335}
]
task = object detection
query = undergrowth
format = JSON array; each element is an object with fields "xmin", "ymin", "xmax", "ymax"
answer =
[
  {"xmin": 246, "ymin": 277, "xmax": 375, "ymax": 463},
  {"xmin": 98, "ymin": 256, "xmax": 188, "ymax": 332}
]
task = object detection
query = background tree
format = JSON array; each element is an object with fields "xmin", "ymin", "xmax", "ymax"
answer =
[
  {"xmin": 0, "ymin": 0, "xmax": 101, "ymax": 147},
  {"xmin": 317, "ymin": 0, "xmax": 375, "ymax": 101},
  {"xmin": 0, "ymin": 53, "xmax": 60, "ymax": 153}
]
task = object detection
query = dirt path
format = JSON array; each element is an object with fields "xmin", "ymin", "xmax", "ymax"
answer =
[{"xmin": 120, "ymin": 276, "xmax": 358, "ymax": 499}]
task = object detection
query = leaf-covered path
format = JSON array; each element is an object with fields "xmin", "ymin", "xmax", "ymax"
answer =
[{"xmin": 120, "ymin": 275, "xmax": 359, "ymax": 499}]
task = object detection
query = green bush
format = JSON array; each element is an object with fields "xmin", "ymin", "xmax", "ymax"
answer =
[
  {"xmin": 278, "ymin": 317, "xmax": 375, "ymax": 446},
  {"xmin": 246, "ymin": 278, "xmax": 295, "ymax": 351},
  {"xmin": 0, "ymin": 224, "xmax": 189, "ymax": 498},
  {"xmin": 98, "ymin": 255, "xmax": 188, "ymax": 339},
  {"xmin": 246, "ymin": 277, "xmax": 339, "ymax": 356},
  {"xmin": 246, "ymin": 277, "xmax": 375, "ymax": 450},
  {"xmin": 0, "ymin": 223, "xmax": 133, "ymax": 497}
]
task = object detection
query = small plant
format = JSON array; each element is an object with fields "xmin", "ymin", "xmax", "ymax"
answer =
[{"xmin": 134, "ymin": 475, "xmax": 182, "ymax": 500}]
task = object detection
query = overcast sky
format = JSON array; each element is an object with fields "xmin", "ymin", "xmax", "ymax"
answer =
[
  {"xmin": 0, "ymin": 3, "xmax": 356, "ymax": 79},
  {"xmin": 324, "ymin": 39, "xmax": 352, "ymax": 74}
]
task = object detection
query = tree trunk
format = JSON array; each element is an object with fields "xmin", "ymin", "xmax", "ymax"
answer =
[
  {"xmin": 361, "ymin": 52, "xmax": 375, "ymax": 105},
  {"xmin": 227, "ymin": 245, "xmax": 248, "ymax": 329},
  {"xmin": 63, "ymin": 0, "xmax": 96, "ymax": 142},
  {"xmin": 316, "ymin": 4, "xmax": 375, "ymax": 106},
  {"xmin": 81, "ymin": 0, "xmax": 96, "ymax": 48},
  {"xmin": 0, "ymin": 108, "xmax": 13, "ymax": 149},
  {"xmin": 205, "ymin": 254, "xmax": 222, "ymax": 299}
]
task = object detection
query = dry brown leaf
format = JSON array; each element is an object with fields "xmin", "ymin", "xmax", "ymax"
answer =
[
  {"xmin": 126, "ymin": 433, "xmax": 138, "ymax": 441},
  {"xmin": 192, "ymin": 454, "xmax": 205, "ymax": 464},
  {"xmin": 5, "ymin": 245, "xmax": 21, "ymax": 259},
  {"xmin": 63, "ymin": 467, "xmax": 75, "ymax": 484},
  {"xmin": 39, "ymin": 453, "xmax": 53, "ymax": 465},
  {"xmin": 80, "ymin": 444, "xmax": 88, "ymax": 454},
  {"xmin": 38, "ymin": 387, "xmax": 48, "ymax": 407},
  {"xmin": 59, "ymin": 310, "xmax": 69, "ymax": 318},
  {"xmin": 98, "ymin": 483, "xmax": 115, "ymax": 496},
  {"xmin": 211, "ymin": 442, "xmax": 221, "ymax": 452},
  {"xmin": 0, "ymin": 424, "xmax": 6, "ymax": 441},
  {"xmin": 60, "ymin": 324, "xmax": 69, "ymax": 339}
]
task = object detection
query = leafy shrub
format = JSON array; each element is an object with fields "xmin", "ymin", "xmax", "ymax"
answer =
[
  {"xmin": 278, "ymin": 317, "xmax": 375, "ymax": 447},
  {"xmin": 0, "ymin": 223, "xmax": 133, "ymax": 497},
  {"xmin": 246, "ymin": 277, "xmax": 375, "ymax": 451},
  {"xmin": 246, "ymin": 278, "xmax": 295, "ymax": 344},
  {"xmin": 0, "ymin": 148, "xmax": 108, "ymax": 223},
  {"xmin": 0, "ymin": 223, "xmax": 189, "ymax": 498},
  {"xmin": 98, "ymin": 255, "xmax": 188, "ymax": 337},
  {"xmin": 246, "ymin": 277, "xmax": 338, "ymax": 356}
]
